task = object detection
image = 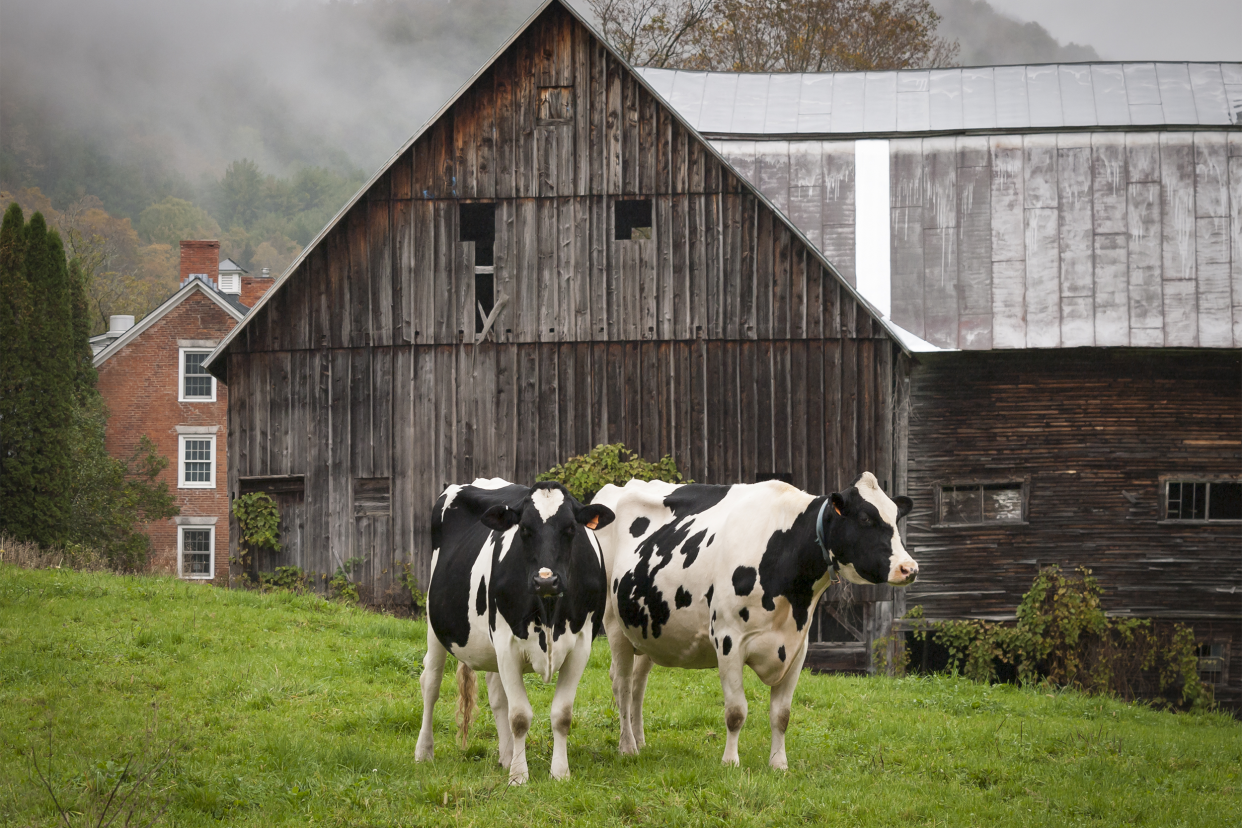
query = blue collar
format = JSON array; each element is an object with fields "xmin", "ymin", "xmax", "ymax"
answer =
[{"xmin": 815, "ymin": 499, "xmax": 839, "ymax": 583}]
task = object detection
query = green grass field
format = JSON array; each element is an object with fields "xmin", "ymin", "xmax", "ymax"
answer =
[{"xmin": 1, "ymin": 565, "xmax": 1238, "ymax": 827}]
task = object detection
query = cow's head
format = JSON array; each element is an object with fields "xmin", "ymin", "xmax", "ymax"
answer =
[
  {"xmin": 480, "ymin": 482, "xmax": 615, "ymax": 611},
  {"xmin": 824, "ymin": 472, "xmax": 918, "ymax": 587}
]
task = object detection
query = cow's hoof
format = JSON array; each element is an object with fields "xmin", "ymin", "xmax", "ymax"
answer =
[
  {"xmin": 550, "ymin": 766, "xmax": 570, "ymax": 781},
  {"xmin": 508, "ymin": 772, "xmax": 529, "ymax": 786},
  {"xmin": 769, "ymin": 757, "xmax": 788, "ymax": 771},
  {"xmin": 415, "ymin": 747, "xmax": 433, "ymax": 762},
  {"xmin": 721, "ymin": 756, "xmax": 740, "ymax": 767}
]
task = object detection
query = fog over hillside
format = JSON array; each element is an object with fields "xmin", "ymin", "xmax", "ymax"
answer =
[
  {"xmin": 933, "ymin": 0, "xmax": 1099, "ymax": 66},
  {"xmin": 0, "ymin": 0, "xmax": 540, "ymax": 216}
]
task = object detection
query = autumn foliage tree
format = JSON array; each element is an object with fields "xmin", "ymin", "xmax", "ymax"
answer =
[{"xmin": 591, "ymin": 0, "xmax": 958, "ymax": 71}]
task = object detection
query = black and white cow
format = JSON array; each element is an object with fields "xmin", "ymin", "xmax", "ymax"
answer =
[
  {"xmin": 415, "ymin": 478, "xmax": 614, "ymax": 784},
  {"xmin": 592, "ymin": 472, "xmax": 916, "ymax": 769}
]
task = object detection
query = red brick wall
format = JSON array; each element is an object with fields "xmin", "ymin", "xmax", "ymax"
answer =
[
  {"xmin": 95, "ymin": 289, "xmax": 238, "ymax": 586},
  {"xmin": 240, "ymin": 274, "xmax": 275, "ymax": 308},
  {"xmin": 179, "ymin": 240, "xmax": 220, "ymax": 285}
]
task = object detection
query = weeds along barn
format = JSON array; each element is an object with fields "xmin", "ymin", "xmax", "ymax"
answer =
[
  {"xmin": 203, "ymin": 0, "xmax": 911, "ymax": 660},
  {"xmin": 206, "ymin": 0, "xmax": 1242, "ymax": 703}
]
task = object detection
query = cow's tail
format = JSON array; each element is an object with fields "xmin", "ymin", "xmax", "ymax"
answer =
[{"xmin": 455, "ymin": 661, "xmax": 478, "ymax": 750}]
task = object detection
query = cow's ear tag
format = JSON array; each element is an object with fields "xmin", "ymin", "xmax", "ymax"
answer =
[
  {"xmin": 585, "ymin": 515, "xmax": 600, "ymax": 530},
  {"xmin": 833, "ymin": 504, "xmax": 843, "ymax": 516}
]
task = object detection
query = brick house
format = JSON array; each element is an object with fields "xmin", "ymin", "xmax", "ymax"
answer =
[{"xmin": 92, "ymin": 240, "xmax": 272, "ymax": 584}]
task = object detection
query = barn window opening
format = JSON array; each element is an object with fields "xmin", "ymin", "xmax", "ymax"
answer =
[
  {"xmin": 938, "ymin": 482, "xmax": 1024, "ymax": 525},
  {"xmin": 1196, "ymin": 642, "xmax": 1228, "ymax": 685},
  {"xmin": 615, "ymin": 199, "xmax": 652, "ymax": 240},
  {"xmin": 1165, "ymin": 480, "xmax": 1241, "ymax": 522},
  {"xmin": 460, "ymin": 203, "xmax": 496, "ymax": 334}
]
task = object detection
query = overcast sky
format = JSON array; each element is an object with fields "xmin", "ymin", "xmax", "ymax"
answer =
[{"xmin": 981, "ymin": 0, "xmax": 1242, "ymax": 61}]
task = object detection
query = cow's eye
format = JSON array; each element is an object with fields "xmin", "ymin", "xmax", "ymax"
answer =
[
  {"xmin": 520, "ymin": 525, "xmax": 533, "ymax": 539},
  {"xmin": 562, "ymin": 525, "xmax": 576, "ymax": 539},
  {"xmin": 859, "ymin": 514, "xmax": 873, "ymax": 527}
]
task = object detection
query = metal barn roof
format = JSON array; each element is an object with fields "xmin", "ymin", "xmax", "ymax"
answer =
[{"xmin": 636, "ymin": 63, "xmax": 1242, "ymax": 136}]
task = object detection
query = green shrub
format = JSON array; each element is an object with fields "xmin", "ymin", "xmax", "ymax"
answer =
[
  {"xmin": 231, "ymin": 492, "xmax": 281, "ymax": 577},
  {"xmin": 899, "ymin": 567, "xmax": 1212, "ymax": 710},
  {"xmin": 537, "ymin": 443, "xmax": 689, "ymax": 503},
  {"xmin": 329, "ymin": 556, "xmax": 364, "ymax": 603}
]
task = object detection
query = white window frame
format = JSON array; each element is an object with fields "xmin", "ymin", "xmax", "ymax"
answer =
[
  {"xmin": 179, "ymin": 348, "xmax": 216, "ymax": 402},
  {"xmin": 178, "ymin": 434, "xmax": 217, "ymax": 489},
  {"xmin": 177, "ymin": 525, "xmax": 215, "ymax": 579}
]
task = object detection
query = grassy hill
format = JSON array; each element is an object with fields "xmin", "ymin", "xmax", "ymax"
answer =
[{"xmin": 1, "ymin": 564, "xmax": 1237, "ymax": 827}]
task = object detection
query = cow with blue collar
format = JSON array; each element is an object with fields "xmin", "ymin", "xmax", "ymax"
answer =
[
  {"xmin": 415, "ymin": 478, "xmax": 614, "ymax": 784},
  {"xmin": 591, "ymin": 472, "xmax": 916, "ymax": 769}
]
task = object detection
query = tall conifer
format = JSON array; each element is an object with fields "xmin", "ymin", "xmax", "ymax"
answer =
[
  {"xmin": 0, "ymin": 203, "xmax": 33, "ymax": 540},
  {"xmin": 68, "ymin": 258, "xmax": 97, "ymax": 401},
  {"xmin": 20, "ymin": 213, "xmax": 75, "ymax": 546}
]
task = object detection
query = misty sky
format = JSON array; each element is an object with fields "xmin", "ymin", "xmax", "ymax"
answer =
[{"xmin": 983, "ymin": 0, "xmax": 1242, "ymax": 61}]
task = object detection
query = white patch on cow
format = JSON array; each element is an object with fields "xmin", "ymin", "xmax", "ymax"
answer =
[
  {"xmin": 852, "ymin": 472, "xmax": 917, "ymax": 585},
  {"xmin": 531, "ymin": 487, "xmax": 565, "ymax": 522},
  {"xmin": 439, "ymin": 485, "xmax": 463, "ymax": 519},
  {"xmin": 427, "ymin": 548, "xmax": 439, "ymax": 590},
  {"xmin": 496, "ymin": 526, "xmax": 517, "ymax": 562},
  {"xmin": 470, "ymin": 477, "xmax": 512, "ymax": 490}
]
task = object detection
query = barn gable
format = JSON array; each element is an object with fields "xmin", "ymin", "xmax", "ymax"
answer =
[{"xmin": 207, "ymin": 0, "xmax": 900, "ymax": 376}]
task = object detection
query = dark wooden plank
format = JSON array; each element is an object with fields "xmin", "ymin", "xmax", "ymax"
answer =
[
  {"xmin": 574, "ymin": 342, "xmax": 592, "ymax": 455},
  {"xmin": 674, "ymin": 341, "xmax": 692, "ymax": 477},
  {"xmin": 822, "ymin": 339, "xmax": 841, "ymax": 490},
  {"xmin": 369, "ymin": 199, "xmax": 393, "ymax": 346},
  {"xmin": 640, "ymin": 233, "xmax": 657, "ymax": 341},
  {"xmin": 329, "ymin": 349, "xmax": 352, "ymax": 572},
  {"xmin": 517, "ymin": 198, "xmax": 538, "ymax": 342},
  {"xmin": 493, "ymin": 344, "xmax": 516, "ymax": 481},
  {"xmin": 437, "ymin": 347, "xmax": 457, "ymax": 491},
  {"xmin": 657, "ymin": 195, "xmax": 674, "ymax": 338},
  {"xmin": 641, "ymin": 343, "xmax": 659, "ymax": 459},
  {"xmin": 753, "ymin": 340, "xmax": 772, "ymax": 480},
  {"xmin": 591, "ymin": 196, "xmax": 609, "ymax": 340},
  {"xmin": 573, "ymin": 22, "xmax": 590, "ymax": 197},
  {"xmin": 393, "ymin": 198, "xmax": 413, "ymax": 344},
  {"xmin": 773, "ymin": 223, "xmax": 791, "ymax": 339},
  {"xmin": 495, "ymin": 54, "xmax": 516, "ymax": 200},
  {"xmin": 515, "ymin": 36, "xmax": 535, "ymax": 199},
  {"xmin": 573, "ymin": 197, "xmax": 592, "ymax": 341},
  {"xmin": 671, "ymin": 194, "xmax": 689, "ymax": 339},
  {"xmin": 455, "ymin": 345, "xmax": 475, "ymax": 483},
  {"xmin": 605, "ymin": 53, "xmax": 623, "ymax": 195},
  {"xmin": 622, "ymin": 72, "xmax": 639, "ymax": 195},
  {"xmin": 432, "ymin": 202, "xmax": 453, "ymax": 342},
  {"xmin": 638, "ymin": 79, "xmax": 656, "ymax": 195},
  {"xmin": 755, "ymin": 205, "xmax": 774, "ymax": 340},
  {"xmin": 689, "ymin": 194, "xmax": 707, "ymax": 338},
  {"xmin": 689, "ymin": 340, "xmax": 707, "ymax": 480},
  {"xmin": 706, "ymin": 193, "xmax": 724, "ymax": 339},
  {"xmin": 705, "ymin": 341, "xmax": 723, "ymax": 482},
  {"xmin": 537, "ymin": 197, "xmax": 557, "ymax": 343},
  {"xmin": 723, "ymin": 343, "xmax": 740, "ymax": 483},
  {"xmin": 739, "ymin": 194, "xmax": 757, "ymax": 339},
  {"xmin": 350, "ymin": 348, "xmax": 372, "ymax": 479},
  {"xmin": 773, "ymin": 341, "xmax": 791, "ymax": 481}
]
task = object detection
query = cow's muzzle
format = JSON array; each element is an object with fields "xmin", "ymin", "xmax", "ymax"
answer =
[
  {"xmin": 532, "ymin": 567, "xmax": 562, "ymax": 598},
  {"xmin": 889, "ymin": 560, "xmax": 919, "ymax": 587}
]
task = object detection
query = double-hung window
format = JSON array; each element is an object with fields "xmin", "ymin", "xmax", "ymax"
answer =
[
  {"xmin": 178, "ymin": 435, "xmax": 216, "ymax": 488},
  {"xmin": 178, "ymin": 526, "xmax": 214, "ymax": 579},
  {"xmin": 179, "ymin": 348, "xmax": 215, "ymax": 401},
  {"xmin": 938, "ymin": 481, "xmax": 1026, "ymax": 525}
]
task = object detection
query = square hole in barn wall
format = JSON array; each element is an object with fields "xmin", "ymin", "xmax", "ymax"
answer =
[
  {"xmin": 537, "ymin": 86, "xmax": 574, "ymax": 124},
  {"xmin": 460, "ymin": 203, "xmax": 496, "ymax": 334},
  {"xmin": 937, "ymin": 481, "xmax": 1026, "ymax": 525},
  {"xmin": 615, "ymin": 199, "xmax": 652, "ymax": 240}
]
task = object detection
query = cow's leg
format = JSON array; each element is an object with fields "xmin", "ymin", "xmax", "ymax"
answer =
[
  {"xmin": 495, "ymin": 649, "xmax": 534, "ymax": 785},
  {"xmin": 484, "ymin": 670, "xmax": 513, "ymax": 769},
  {"xmin": 718, "ymin": 655, "xmax": 748, "ymax": 767},
  {"xmin": 414, "ymin": 631, "xmax": 448, "ymax": 762},
  {"xmin": 548, "ymin": 641, "xmax": 590, "ymax": 780},
  {"xmin": 767, "ymin": 638, "xmax": 809, "ymax": 770},
  {"xmin": 630, "ymin": 653, "xmax": 654, "ymax": 750},
  {"xmin": 605, "ymin": 601, "xmax": 640, "ymax": 755}
]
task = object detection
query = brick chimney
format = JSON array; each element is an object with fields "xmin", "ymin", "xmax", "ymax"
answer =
[
  {"xmin": 179, "ymin": 240, "xmax": 220, "ymax": 289},
  {"xmin": 240, "ymin": 265, "xmax": 276, "ymax": 308}
]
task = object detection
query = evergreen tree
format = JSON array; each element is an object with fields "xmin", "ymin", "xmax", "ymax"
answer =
[
  {"xmin": 19, "ymin": 213, "xmax": 75, "ymax": 546},
  {"xmin": 0, "ymin": 203, "xmax": 33, "ymax": 540},
  {"xmin": 68, "ymin": 257, "xmax": 97, "ymax": 401}
]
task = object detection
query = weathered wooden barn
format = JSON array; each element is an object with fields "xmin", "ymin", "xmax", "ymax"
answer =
[
  {"xmin": 204, "ymin": 0, "xmax": 912, "ymax": 660},
  {"xmin": 641, "ymin": 60, "xmax": 1242, "ymax": 703}
]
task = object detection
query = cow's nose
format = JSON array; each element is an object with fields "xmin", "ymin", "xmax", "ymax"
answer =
[
  {"xmin": 533, "ymin": 568, "xmax": 562, "ymax": 596},
  {"xmin": 896, "ymin": 561, "xmax": 918, "ymax": 582}
]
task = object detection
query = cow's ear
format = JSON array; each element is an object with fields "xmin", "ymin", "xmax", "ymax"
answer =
[
  {"xmin": 480, "ymin": 504, "xmax": 521, "ymax": 532},
  {"xmin": 576, "ymin": 504, "xmax": 615, "ymax": 531},
  {"xmin": 830, "ymin": 492, "xmax": 846, "ymax": 517},
  {"xmin": 894, "ymin": 496, "xmax": 913, "ymax": 520}
]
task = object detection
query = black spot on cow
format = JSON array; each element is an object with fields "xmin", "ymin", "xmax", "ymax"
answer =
[
  {"xmin": 707, "ymin": 534, "xmax": 715, "ymax": 547},
  {"xmin": 711, "ymin": 610, "xmax": 716, "ymax": 622},
  {"xmin": 705, "ymin": 585, "xmax": 714, "ymax": 605},
  {"xmin": 756, "ymin": 497, "xmax": 831, "ymax": 630},
  {"xmin": 732, "ymin": 566, "xmax": 757, "ymax": 596},
  {"xmin": 629, "ymin": 517, "xmax": 650, "ymax": 537},
  {"xmin": 722, "ymin": 636, "xmax": 732, "ymax": 655},
  {"xmin": 615, "ymin": 507, "xmax": 699, "ymax": 639},
  {"xmin": 613, "ymin": 578, "xmax": 618, "ymax": 593},
  {"xmin": 778, "ymin": 645, "xmax": 786, "ymax": 662},
  {"xmin": 538, "ymin": 628, "xmax": 547, "ymax": 652},
  {"xmin": 675, "ymin": 586, "xmax": 692, "ymax": 609},
  {"xmin": 475, "ymin": 577, "xmax": 487, "ymax": 617},
  {"xmin": 680, "ymin": 529, "xmax": 708, "ymax": 568},
  {"xmin": 663, "ymin": 484, "xmax": 731, "ymax": 518},
  {"xmin": 739, "ymin": 607, "xmax": 749, "ymax": 622}
]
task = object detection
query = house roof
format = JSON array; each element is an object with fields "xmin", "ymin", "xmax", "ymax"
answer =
[
  {"xmin": 636, "ymin": 63, "xmax": 1242, "ymax": 137},
  {"xmin": 205, "ymin": 0, "xmax": 923, "ymax": 379},
  {"xmin": 218, "ymin": 258, "xmax": 248, "ymax": 273},
  {"xmin": 93, "ymin": 277, "xmax": 247, "ymax": 368}
]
